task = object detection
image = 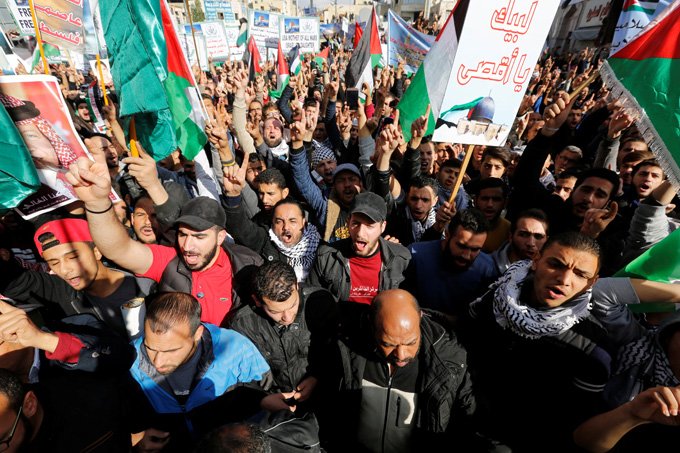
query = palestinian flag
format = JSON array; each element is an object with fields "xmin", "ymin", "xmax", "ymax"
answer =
[
  {"xmin": 100, "ymin": 0, "xmax": 207, "ymax": 160},
  {"xmin": 269, "ymin": 43, "xmax": 289, "ymax": 99},
  {"xmin": 288, "ymin": 44, "xmax": 301, "ymax": 76},
  {"xmin": 398, "ymin": 0, "xmax": 468, "ymax": 142},
  {"xmin": 610, "ymin": 0, "xmax": 666, "ymax": 55},
  {"xmin": 353, "ymin": 21, "xmax": 363, "ymax": 49},
  {"xmin": 0, "ymin": 104, "xmax": 41, "ymax": 212},
  {"xmin": 314, "ymin": 47, "xmax": 329, "ymax": 69},
  {"xmin": 345, "ymin": 7, "xmax": 382, "ymax": 90},
  {"xmin": 242, "ymin": 36, "xmax": 262, "ymax": 82},
  {"xmin": 601, "ymin": 1, "xmax": 680, "ymax": 188},
  {"xmin": 236, "ymin": 18, "xmax": 248, "ymax": 47},
  {"xmin": 31, "ymin": 43, "xmax": 61, "ymax": 71}
]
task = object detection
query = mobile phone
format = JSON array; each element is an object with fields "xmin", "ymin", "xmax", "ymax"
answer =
[{"xmin": 346, "ymin": 88, "xmax": 359, "ymax": 110}]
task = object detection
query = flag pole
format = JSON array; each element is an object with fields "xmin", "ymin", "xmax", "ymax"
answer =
[
  {"xmin": 96, "ymin": 54, "xmax": 109, "ymax": 106},
  {"xmin": 28, "ymin": 0, "xmax": 50, "ymax": 75},
  {"xmin": 129, "ymin": 117, "xmax": 139, "ymax": 158},
  {"xmin": 447, "ymin": 144, "xmax": 474, "ymax": 206},
  {"xmin": 183, "ymin": 0, "xmax": 203, "ymax": 71}
]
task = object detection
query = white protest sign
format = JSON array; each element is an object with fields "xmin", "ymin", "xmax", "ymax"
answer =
[
  {"xmin": 279, "ymin": 16, "xmax": 320, "ymax": 54},
  {"xmin": 178, "ymin": 30, "xmax": 209, "ymax": 71},
  {"xmin": 6, "ymin": 0, "xmax": 34, "ymax": 35},
  {"xmin": 248, "ymin": 9, "xmax": 280, "ymax": 61},
  {"xmin": 224, "ymin": 24, "xmax": 245, "ymax": 61},
  {"xmin": 196, "ymin": 21, "xmax": 231, "ymax": 61},
  {"xmin": 433, "ymin": 0, "xmax": 560, "ymax": 146}
]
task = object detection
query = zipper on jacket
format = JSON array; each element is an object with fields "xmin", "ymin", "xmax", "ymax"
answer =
[
  {"xmin": 380, "ymin": 372, "xmax": 393, "ymax": 453},
  {"xmin": 395, "ymin": 396, "xmax": 402, "ymax": 427}
]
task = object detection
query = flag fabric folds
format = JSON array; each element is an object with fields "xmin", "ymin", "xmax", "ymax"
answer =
[
  {"xmin": 345, "ymin": 7, "xmax": 382, "ymax": 91},
  {"xmin": 353, "ymin": 21, "xmax": 363, "ymax": 49},
  {"xmin": 601, "ymin": 1, "xmax": 680, "ymax": 188},
  {"xmin": 397, "ymin": 0, "xmax": 467, "ymax": 142},
  {"xmin": 236, "ymin": 18, "xmax": 248, "ymax": 47},
  {"xmin": 288, "ymin": 44, "xmax": 301, "ymax": 76},
  {"xmin": 100, "ymin": 0, "xmax": 207, "ymax": 161},
  {"xmin": 269, "ymin": 42, "xmax": 290, "ymax": 99},
  {"xmin": 242, "ymin": 36, "xmax": 262, "ymax": 82},
  {"xmin": 0, "ymin": 104, "xmax": 41, "ymax": 212}
]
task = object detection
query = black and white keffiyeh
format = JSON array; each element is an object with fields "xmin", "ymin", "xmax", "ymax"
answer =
[
  {"xmin": 269, "ymin": 224, "xmax": 321, "ymax": 282},
  {"xmin": 614, "ymin": 331, "xmax": 680, "ymax": 388},
  {"xmin": 483, "ymin": 260, "xmax": 593, "ymax": 339},
  {"xmin": 406, "ymin": 207, "xmax": 437, "ymax": 242}
]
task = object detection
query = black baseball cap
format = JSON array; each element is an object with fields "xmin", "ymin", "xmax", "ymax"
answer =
[
  {"xmin": 174, "ymin": 197, "xmax": 226, "ymax": 231},
  {"xmin": 350, "ymin": 192, "xmax": 387, "ymax": 223}
]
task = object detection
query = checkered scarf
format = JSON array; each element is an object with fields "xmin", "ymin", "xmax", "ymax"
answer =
[
  {"xmin": 0, "ymin": 93, "xmax": 78, "ymax": 168},
  {"xmin": 268, "ymin": 224, "xmax": 320, "ymax": 282},
  {"xmin": 471, "ymin": 260, "xmax": 592, "ymax": 339}
]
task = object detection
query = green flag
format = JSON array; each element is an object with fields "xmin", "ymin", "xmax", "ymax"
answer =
[
  {"xmin": 616, "ymin": 228, "xmax": 680, "ymax": 311},
  {"xmin": 101, "ymin": 0, "xmax": 207, "ymax": 161},
  {"xmin": 0, "ymin": 105, "xmax": 41, "ymax": 213}
]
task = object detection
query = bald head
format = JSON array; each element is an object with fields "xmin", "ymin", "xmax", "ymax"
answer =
[{"xmin": 372, "ymin": 290, "xmax": 422, "ymax": 369}]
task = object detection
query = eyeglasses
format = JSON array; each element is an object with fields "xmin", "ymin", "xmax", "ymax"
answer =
[{"xmin": 0, "ymin": 405, "xmax": 23, "ymax": 452}]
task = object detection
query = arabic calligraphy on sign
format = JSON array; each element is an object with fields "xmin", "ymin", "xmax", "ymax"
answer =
[
  {"xmin": 39, "ymin": 21, "xmax": 82, "ymax": 46},
  {"xmin": 490, "ymin": 0, "xmax": 537, "ymax": 43},
  {"xmin": 456, "ymin": 47, "xmax": 530, "ymax": 92}
]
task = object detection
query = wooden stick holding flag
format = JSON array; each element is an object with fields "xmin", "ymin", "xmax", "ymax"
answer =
[
  {"xmin": 448, "ymin": 144, "xmax": 474, "ymax": 206},
  {"xmin": 183, "ymin": 0, "xmax": 203, "ymax": 72},
  {"xmin": 28, "ymin": 0, "xmax": 50, "ymax": 75},
  {"xmin": 96, "ymin": 54, "xmax": 109, "ymax": 106},
  {"xmin": 129, "ymin": 117, "xmax": 139, "ymax": 158}
]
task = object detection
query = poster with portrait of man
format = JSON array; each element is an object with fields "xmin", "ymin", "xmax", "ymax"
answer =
[{"xmin": 0, "ymin": 74, "xmax": 119, "ymax": 219}]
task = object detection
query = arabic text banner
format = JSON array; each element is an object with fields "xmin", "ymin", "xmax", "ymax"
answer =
[
  {"xmin": 387, "ymin": 10, "xmax": 434, "ymax": 75},
  {"xmin": 249, "ymin": 10, "xmax": 281, "ymax": 61},
  {"xmin": 433, "ymin": 0, "xmax": 560, "ymax": 146},
  {"xmin": 34, "ymin": 0, "xmax": 85, "ymax": 51}
]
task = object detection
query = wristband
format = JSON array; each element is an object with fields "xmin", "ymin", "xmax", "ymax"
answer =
[
  {"xmin": 221, "ymin": 160, "xmax": 236, "ymax": 168},
  {"xmin": 542, "ymin": 126, "xmax": 559, "ymax": 132},
  {"xmin": 84, "ymin": 201, "xmax": 114, "ymax": 214}
]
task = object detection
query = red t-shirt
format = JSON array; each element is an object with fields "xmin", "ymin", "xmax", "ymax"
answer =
[
  {"xmin": 348, "ymin": 251, "xmax": 382, "ymax": 304},
  {"xmin": 140, "ymin": 245, "xmax": 234, "ymax": 325}
]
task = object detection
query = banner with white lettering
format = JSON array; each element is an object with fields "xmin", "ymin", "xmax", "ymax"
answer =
[
  {"xmin": 387, "ymin": 10, "xmax": 434, "ymax": 74},
  {"xmin": 34, "ymin": 0, "xmax": 85, "ymax": 51},
  {"xmin": 187, "ymin": 21, "xmax": 231, "ymax": 61},
  {"xmin": 204, "ymin": 0, "xmax": 236, "ymax": 21},
  {"xmin": 279, "ymin": 16, "xmax": 320, "ymax": 54},
  {"xmin": 433, "ymin": 0, "xmax": 560, "ymax": 146}
]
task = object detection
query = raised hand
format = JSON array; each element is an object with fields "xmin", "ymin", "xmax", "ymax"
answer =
[
  {"xmin": 290, "ymin": 104, "xmax": 307, "ymax": 147},
  {"xmin": 409, "ymin": 104, "xmax": 431, "ymax": 149},
  {"xmin": 542, "ymin": 91, "xmax": 574, "ymax": 137},
  {"xmin": 222, "ymin": 151, "xmax": 248, "ymax": 197},
  {"xmin": 66, "ymin": 142, "xmax": 112, "ymax": 210},
  {"xmin": 580, "ymin": 201, "xmax": 619, "ymax": 239},
  {"xmin": 607, "ymin": 109, "xmax": 635, "ymax": 140}
]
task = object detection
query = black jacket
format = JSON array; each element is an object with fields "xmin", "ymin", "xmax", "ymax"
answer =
[
  {"xmin": 324, "ymin": 311, "xmax": 477, "ymax": 451},
  {"xmin": 227, "ymin": 285, "xmax": 337, "ymax": 393},
  {"xmin": 307, "ymin": 237, "xmax": 411, "ymax": 302},
  {"xmin": 158, "ymin": 242, "xmax": 263, "ymax": 322}
]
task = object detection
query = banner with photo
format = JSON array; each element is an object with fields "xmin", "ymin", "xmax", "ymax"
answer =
[
  {"xmin": 433, "ymin": 0, "xmax": 560, "ymax": 146},
  {"xmin": 280, "ymin": 16, "xmax": 320, "ymax": 54},
  {"xmin": 178, "ymin": 29, "xmax": 209, "ymax": 71},
  {"xmin": 34, "ymin": 0, "xmax": 85, "ymax": 51},
  {"xmin": 387, "ymin": 10, "xmax": 434, "ymax": 75},
  {"xmin": 88, "ymin": 58, "xmax": 112, "ymax": 86},
  {"xmin": 248, "ymin": 9, "xmax": 280, "ymax": 61},
  {"xmin": 224, "ymin": 24, "xmax": 245, "ymax": 61},
  {"xmin": 6, "ymin": 0, "xmax": 34, "ymax": 36},
  {"xmin": 197, "ymin": 21, "xmax": 231, "ymax": 61},
  {"xmin": 0, "ymin": 75, "xmax": 119, "ymax": 219}
]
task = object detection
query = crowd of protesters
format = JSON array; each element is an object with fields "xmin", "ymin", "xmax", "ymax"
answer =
[{"xmin": 0, "ymin": 19, "xmax": 680, "ymax": 453}]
